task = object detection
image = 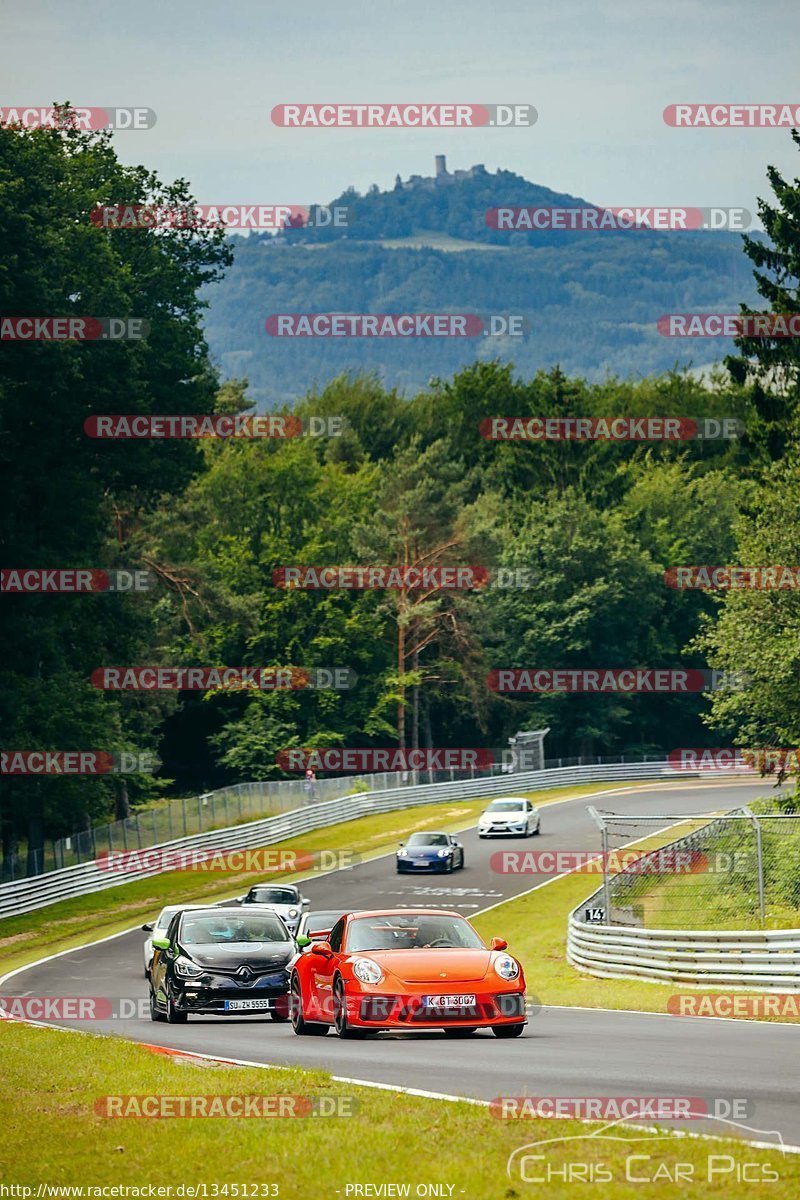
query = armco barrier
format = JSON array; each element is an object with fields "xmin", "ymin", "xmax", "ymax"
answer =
[
  {"xmin": 567, "ymin": 833, "xmax": 800, "ymax": 993},
  {"xmin": 0, "ymin": 760, "xmax": 692, "ymax": 918}
]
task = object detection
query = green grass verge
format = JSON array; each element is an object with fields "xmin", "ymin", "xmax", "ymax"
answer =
[
  {"xmin": 1, "ymin": 1021, "xmax": 795, "ymax": 1196},
  {"xmin": 472, "ymin": 821, "xmax": 800, "ymax": 1024},
  {"xmin": 0, "ymin": 782, "xmax": 630, "ymax": 978}
]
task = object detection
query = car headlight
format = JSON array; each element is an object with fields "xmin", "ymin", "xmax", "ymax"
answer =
[
  {"xmin": 352, "ymin": 958, "xmax": 384, "ymax": 985},
  {"xmin": 288, "ymin": 908, "xmax": 298, "ymax": 918},
  {"xmin": 494, "ymin": 954, "xmax": 520, "ymax": 980},
  {"xmin": 397, "ymin": 849, "xmax": 408, "ymax": 857},
  {"xmin": 437, "ymin": 848, "xmax": 451, "ymax": 858},
  {"xmin": 175, "ymin": 956, "xmax": 203, "ymax": 978}
]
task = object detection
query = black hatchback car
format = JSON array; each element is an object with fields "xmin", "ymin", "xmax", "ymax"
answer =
[{"xmin": 149, "ymin": 906, "xmax": 296, "ymax": 1023}]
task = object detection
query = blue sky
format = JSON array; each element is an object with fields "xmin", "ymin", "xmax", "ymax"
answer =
[{"xmin": 3, "ymin": 0, "xmax": 799, "ymax": 217}]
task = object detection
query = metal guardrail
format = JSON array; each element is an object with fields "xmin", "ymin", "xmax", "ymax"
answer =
[
  {"xmin": 0, "ymin": 759, "xmax": 690, "ymax": 919},
  {"xmin": 567, "ymin": 917, "xmax": 800, "ymax": 992},
  {"xmin": 11, "ymin": 753, "xmax": 660, "ymax": 880},
  {"xmin": 567, "ymin": 818, "xmax": 800, "ymax": 992}
]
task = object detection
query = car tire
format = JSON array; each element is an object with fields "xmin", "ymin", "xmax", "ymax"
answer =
[
  {"xmin": 534, "ymin": 820, "xmax": 541, "ymax": 835},
  {"xmin": 333, "ymin": 977, "xmax": 365, "ymax": 1039},
  {"xmin": 290, "ymin": 974, "xmax": 328, "ymax": 1036},
  {"xmin": 493, "ymin": 1023, "xmax": 525, "ymax": 1038},
  {"xmin": 445, "ymin": 857, "xmax": 454, "ymax": 874},
  {"xmin": 270, "ymin": 995, "xmax": 291, "ymax": 1023},
  {"xmin": 149, "ymin": 989, "xmax": 165, "ymax": 1023},
  {"xmin": 458, "ymin": 851, "xmax": 465, "ymax": 870},
  {"xmin": 443, "ymin": 1026, "xmax": 477, "ymax": 1037},
  {"xmin": 165, "ymin": 992, "xmax": 188, "ymax": 1024}
]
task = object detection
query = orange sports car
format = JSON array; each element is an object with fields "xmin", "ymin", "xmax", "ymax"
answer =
[{"xmin": 290, "ymin": 908, "xmax": 526, "ymax": 1038}]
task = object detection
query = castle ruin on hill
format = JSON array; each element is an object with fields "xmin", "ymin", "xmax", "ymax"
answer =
[{"xmin": 394, "ymin": 155, "xmax": 487, "ymax": 191}]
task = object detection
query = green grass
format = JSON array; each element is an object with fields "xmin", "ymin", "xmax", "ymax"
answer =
[
  {"xmin": 0, "ymin": 782, "xmax": 629, "ymax": 977},
  {"xmin": 473, "ymin": 822, "xmax": 800, "ymax": 1023},
  {"xmin": 1, "ymin": 1021, "xmax": 796, "ymax": 1197},
  {"xmin": 594, "ymin": 801, "xmax": 800, "ymax": 932}
]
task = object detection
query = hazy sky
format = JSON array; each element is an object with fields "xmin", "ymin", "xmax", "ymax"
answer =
[{"xmin": 3, "ymin": 0, "xmax": 799, "ymax": 216}]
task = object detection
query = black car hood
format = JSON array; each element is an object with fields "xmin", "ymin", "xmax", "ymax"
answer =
[{"xmin": 180, "ymin": 942, "xmax": 294, "ymax": 969}]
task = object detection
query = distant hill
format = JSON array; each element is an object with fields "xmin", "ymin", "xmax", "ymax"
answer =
[{"xmin": 202, "ymin": 158, "xmax": 760, "ymax": 407}]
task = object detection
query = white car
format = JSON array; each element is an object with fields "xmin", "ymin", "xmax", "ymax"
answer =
[
  {"xmin": 478, "ymin": 797, "xmax": 541, "ymax": 838},
  {"xmin": 235, "ymin": 883, "xmax": 309, "ymax": 936},
  {"xmin": 141, "ymin": 903, "xmax": 208, "ymax": 977},
  {"xmin": 295, "ymin": 908, "xmax": 344, "ymax": 945}
]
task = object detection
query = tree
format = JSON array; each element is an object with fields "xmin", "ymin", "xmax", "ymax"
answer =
[
  {"xmin": 727, "ymin": 129, "xmax": 800, "ymax": 462},
  {"xmin": 0, "ymin": 109, "xmax": 230, "ymax": 871}
]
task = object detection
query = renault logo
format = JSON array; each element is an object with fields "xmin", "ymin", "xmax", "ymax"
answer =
[{"xmin": 236, "ymin": 965, "xmax": 253, "ymax": 980}]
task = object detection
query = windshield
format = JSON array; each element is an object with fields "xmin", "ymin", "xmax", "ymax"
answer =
[
  {"xmin": 155, "ymin": 908, "xmax": 179, "ymax": 931},
  {"xmin": 181, "ymin": 913, "xmax": 291, "ymax": 945},
  {"xmin": 306, "ymin": 911, "xmax": 340, "ymax": 934},
  {"xmin": 345, "ymin": 914, "xmax": 484, "ymax": 952},
  {"xmin": 486, "ymin": 800, "xmax": 526, "ymax": 812},
  {"xmin": 247, "ymin": 887, "xmax": 298, "ymax": 905},
  {"xmin": 407, "ymin": 833, "xmax": 449, "ymax": 847}
]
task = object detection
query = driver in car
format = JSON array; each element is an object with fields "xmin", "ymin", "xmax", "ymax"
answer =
[{"xmin": 414, "ymin": 918, "xmax": 455, "ymax": 947}]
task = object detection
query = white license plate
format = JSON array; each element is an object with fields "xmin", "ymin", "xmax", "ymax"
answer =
[
  {"xmin": 423, "ymin": 994, "xmax": 476, "ymax": 1008},
  {"xmin": 224, "ymin": 998, "xmax": 272, "ymax": 1011}
]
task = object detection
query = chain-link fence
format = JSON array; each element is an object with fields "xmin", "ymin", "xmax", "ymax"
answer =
[
  {"xmin": 587, "ymin": 803, "xmax": 800, "ymax": 930},
  {"xmin": 4, "ymin": 759, "xmax": 522, "ymax": 881},
  {"xmin": 2, "ymin": 752, "xmax": 671, "ymax": 882}
]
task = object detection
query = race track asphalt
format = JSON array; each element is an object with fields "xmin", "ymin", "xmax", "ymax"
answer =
[{"xmin": 3, "ymin": 778, "xmax": 798, "ymax": 1148}]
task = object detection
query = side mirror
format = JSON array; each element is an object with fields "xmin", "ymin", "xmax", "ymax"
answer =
[
  {"xmin": 295, "ymin": 934, "xmax": 311, "ymax": 949},
  {"xmin": 310, "ymin": 940, "xmax": 333, "ymax": 958},
  {"xmin": 490, "ymin": 937, "xmax": 508, "ymax": 951},
  {"xmin": 398, "ymin": 841, "xmax": 405, "ymax": 847},
  {"xmin": 152, "ymin": 936, "xmax": 171, "ymax": 951},
  {"xmin": 141, "ymin": 923, "xmax": 154, "ymax": 932},
  {"xmin": 301, "ymin": 897, "xmax": 310, "ymax": 908}
]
